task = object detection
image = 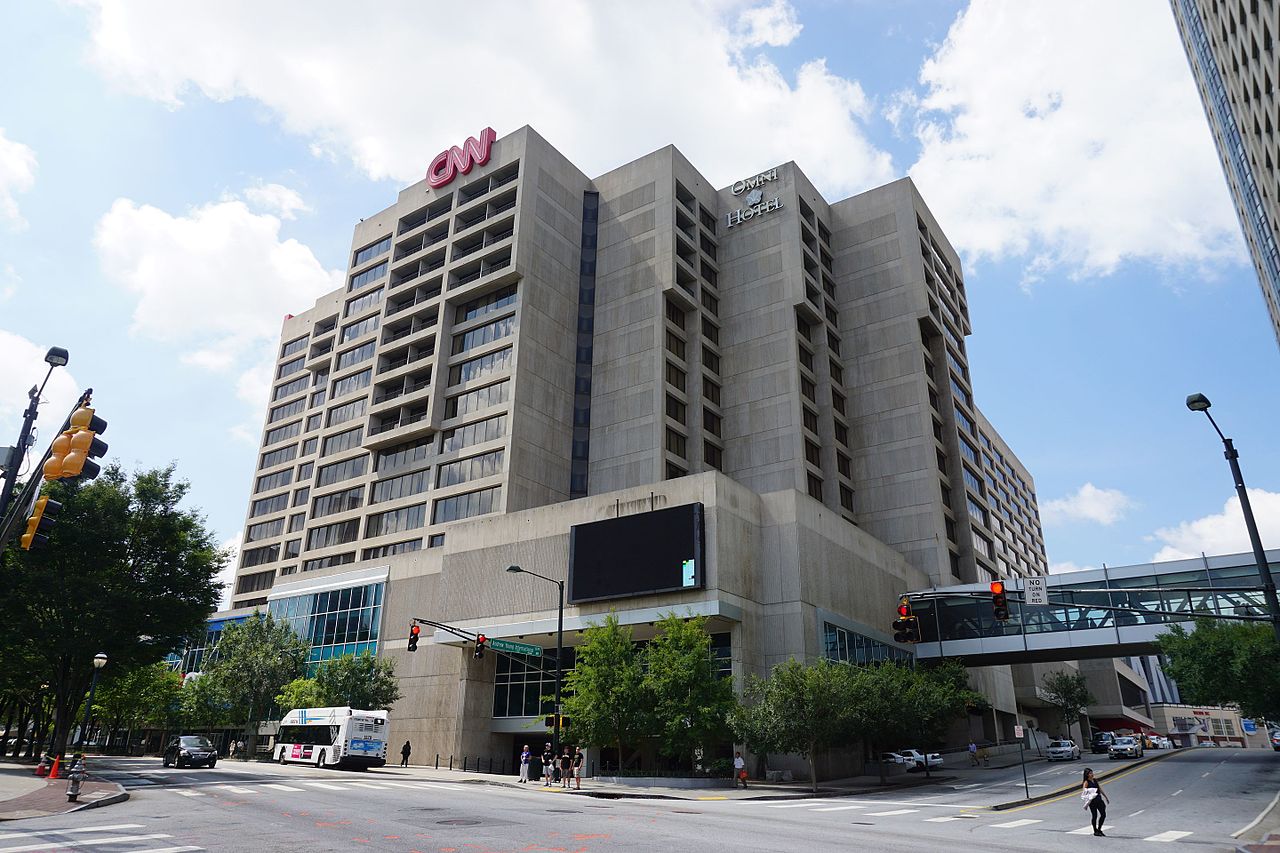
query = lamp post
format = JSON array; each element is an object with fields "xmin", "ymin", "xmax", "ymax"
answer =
[
  {"xmin": 0, "ymin": 347, "xmax": 69, "ymax": 519},
  {"xmin": 505, "ymin": 565, "xmax": 565, "ymax": 758},
  {"xmin": 1186, "ymin": 393, "xmax": 1280, "ymax": 644},
  {"xmin": 78, "ymin": 654, "xmax": 107, "ymax": 751}
]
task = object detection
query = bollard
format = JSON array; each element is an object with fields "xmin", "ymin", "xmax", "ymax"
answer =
[
  {"xmin": 463, "ymin": 756, "xmax": 468, "ymax": 772},
  {"xmin": 449, "ymin": 755, "xmax": 453, "ymax": 771},
  {"xmin": 435, "ymin": 753, "xmax": 439, "ymax": 770}
]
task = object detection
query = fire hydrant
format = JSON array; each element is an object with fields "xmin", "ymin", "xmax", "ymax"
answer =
[{"xmin": 65, "ymin": 756, "xmax": 86, "ymax": 802}]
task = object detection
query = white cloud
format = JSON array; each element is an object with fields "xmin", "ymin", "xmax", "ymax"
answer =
[
  {"xmin": 0, "ymin": 128, "xmax": 37, "ymax": 229},
  {"xmin": 736, "ymin": 0, "xmax": 803, "ymax": 48},
  {"xmin": 1042, "ymin": 483, "xmax": 1134, "ymax": 526},
  {"xmin": 0, "ymin": 331, "xmax": 83, "ymax": 455},
  {"xmin": 243, "ymin": 183, "xmax": 309, "ymax": 220},
  {"xmin": 904, "ymin": 0, "xmax": 1243, "ymax": 282},
  {"xmin": 1152, "ymin": 489, "xmax": 1280, "ymax": 562},
  {"xmin": 215, "ymin": 533, "xmax": 241, "ymax": 610},
  {"xmin": 0, "ymin": 263, "xmax": 18, "ymax": 302},
  {"xmin": 93, "ymin": 196, "xmax": 340, "ymax": 422},
  {"xmin": 77, "ymin": 1, "xmax": 893, "ymax": 197},
  {"xmin": 1049, "ymin": 561, "xmax": 1097, "ymax": 575}
]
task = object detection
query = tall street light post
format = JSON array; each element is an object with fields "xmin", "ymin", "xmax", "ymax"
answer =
[
  {"xmin": 0, "ymin": 347, "xmax": 69, "ymax": 519},
  {"xmin": 1186, "ymin": 393, "xmax": 1280, "ymax": 644},
  {"xmin": 505, "ymin": 565, "xmax": 564, "ymax": 758},
  {"xmin": 78, "ymin": 653, "xmax": 107, "ymax": 752}
]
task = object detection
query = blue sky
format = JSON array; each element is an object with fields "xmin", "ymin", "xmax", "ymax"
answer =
[{"xmin": 2, "ymin": 1, "xmax": 1277, "ymax": 602}]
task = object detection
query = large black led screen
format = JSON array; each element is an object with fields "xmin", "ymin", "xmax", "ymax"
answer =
[{"xmin": 568, "ymin": 503, "xmax": 705, "ymax": 604}]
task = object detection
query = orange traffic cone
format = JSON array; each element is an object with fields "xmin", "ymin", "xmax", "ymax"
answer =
[
  {"xmin": 49, "ymin": 755, "xmax": 61, "ymax": 779},
  {"xmin": 34, "ymin": 755, "xmax": 50, "ymax": 777}
]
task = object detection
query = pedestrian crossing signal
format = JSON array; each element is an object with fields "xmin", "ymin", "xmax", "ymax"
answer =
[{"xmin": 544, "ymin": 715, "xmax": 570, "ymax": 729}]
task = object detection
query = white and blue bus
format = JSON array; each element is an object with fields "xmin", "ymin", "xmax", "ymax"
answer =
[{"xmin": 274, "ymin": 707, "xmax": 389, "ymax": 769}]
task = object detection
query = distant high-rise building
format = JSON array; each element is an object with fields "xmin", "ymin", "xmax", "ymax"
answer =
[{"xmin": 1171, "ymin": 0, "xmax": 1280, "ymax": 348}]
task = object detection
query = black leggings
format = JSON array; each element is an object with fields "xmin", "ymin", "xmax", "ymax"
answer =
[{"xmin": 1089, "ymin": 798, "xmax": 1107, "ymax": 830}]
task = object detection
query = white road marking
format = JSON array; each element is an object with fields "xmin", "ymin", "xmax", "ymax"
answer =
[
  {"xmin": 1171, "ymin": 789, "xmax": 1183, "ymax": 797},
  {"xmin": 0, "ymin": 834, "xmax": 173, "ymax": 853},
  {"xmin": 380, "ymin": 782, "xmax": 425, "ymax": 790},
  {"xmin": 865, "ymin": 809, "xmax": 918, "ymax": 816},
  {"xmin": 179, "ymin": 776, "xmax": 201, "ymax": 783},
  {"xmin": 1069, "ymin": 825, "xmax": 1109, "ymax": 834},
  {"xmin": 303, "ymin": 782, "xmax": 347, "ymax": 790},
  {"xmin": 0, "ymin": 825, "xmax": 143, "ymax": 841},
  {"xmin": 261, "ymin": 783, "xmax": 303, "ymax": 792},
  {"xmin": 953, "ymin": 783, "xmax": 981, "ymax": 789},
  {"xmin": 127, "ymin": 847, "xmax": 204, "ymax": 853},
  {"xmin": 418, "ymin": 782, "xmax": 464, "ymax": 791},
  {"xmin": 924, "ymin": 816, "xmax": 964, "ymax": 823},
  {"xmin": 809, "ymin": 805, "xmax": 866, "ymax": 812},
  {"xmin": 171, "ymin": 790, "xmax": 205, "ymax": 797},
  {"xmin": 768, "ymin": 802, "xmax": 828, "ymax": 808},
  {"xmin": 1143, "ymin": 831, "xmax": 1193, "ymax": 842},
  {"xmin": 345, "ymin": 781, "xmax": 389, "ymax": 789},
  {"xmin": 1234, "ymin": 790, "xmax": 1280, "ymax": 837},
  {"xmin": 991, "ymin": 819, "xmax": 1041, "ymax": 828},
  {"xmin": 215, "ymin": 785, "xmax": 256, "ymax": 794},
  {"xmin": 1128, "ymin": 810, "xmax": 1145, "ymax": 817}
]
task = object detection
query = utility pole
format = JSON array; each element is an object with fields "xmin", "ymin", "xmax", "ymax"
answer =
[{"xmin": 0, "ymin": 348, "xmax": 69, "ymax": 520}]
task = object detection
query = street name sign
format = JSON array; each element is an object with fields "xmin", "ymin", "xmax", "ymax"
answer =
[{"xmin": 488, "ymin": 638, "xmax": 543, "ymax": 657}]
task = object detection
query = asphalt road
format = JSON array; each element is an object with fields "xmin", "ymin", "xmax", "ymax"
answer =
[{"xmin": 3, "ymin": 747, "xmax": 1275, "ymax": 852}]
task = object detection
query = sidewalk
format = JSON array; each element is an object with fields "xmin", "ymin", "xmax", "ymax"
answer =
[{"xmin": 0, "ymin": 759, "xmax": 128, "ymax": 820}]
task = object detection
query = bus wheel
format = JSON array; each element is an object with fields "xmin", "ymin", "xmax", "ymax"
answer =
[{"xmin": 316, "ymin": 750, "xmax": 326, "ymax": 768}]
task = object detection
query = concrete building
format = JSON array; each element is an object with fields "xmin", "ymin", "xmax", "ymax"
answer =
[
  {"xmin": 1171, "ymin": 0, "xmax": 1280, "ymax": 348},
  {"xmin": 210, "ymin": 126, "xmax": 1048, "ymax": 768}
]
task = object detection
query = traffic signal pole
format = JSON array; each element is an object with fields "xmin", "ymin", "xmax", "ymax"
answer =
[{"xmin": 0, "ymin": 389, "xmax": 92, "ymax": 553}]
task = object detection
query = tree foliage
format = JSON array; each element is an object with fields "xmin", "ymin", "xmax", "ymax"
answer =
[
  {"xmin": 202, "ymin": 611, "xmax": 308, "ymax": 748},
  {"xmin": 275, "ymin": 677, "xmax": 322, "ymax": 712},
  {"xmin": 1157, "ymin": 619, "xmax": 1280, "ymax": 719},
  {"xmin": 642, "ymin": 613, "xmax": 735, "ymax": 764},
  {"xmin": 0, "ymin": 464, "xmax": 225, "ymax": 754},
  {"xmin": 312, "ymin": 652, "xmax": 401, "ymax": 710},
  {"xmin": 562, "ymin": 613, "xmax": 647, "ymax": 766},
  {"xmin": 94, "ymin": 662, "xmax": 183, "ymax": 733},
  {"xmin": 1039, "ymin": 669, "xmax": 1095, "ymax": 742}
]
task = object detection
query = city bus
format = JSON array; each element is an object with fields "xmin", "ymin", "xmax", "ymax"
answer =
[{"xmin": 274, "ymin": 707, "xmax": 389, "ymax": 769}]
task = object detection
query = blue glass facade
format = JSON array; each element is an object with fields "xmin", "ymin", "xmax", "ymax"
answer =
[
  {"xmin": 166, "ymin": 615, "xmax": 246, "ymax": 674},
  {"xmin": 267, "ymin": 581, "xmax": 385, "ymax": 666}
]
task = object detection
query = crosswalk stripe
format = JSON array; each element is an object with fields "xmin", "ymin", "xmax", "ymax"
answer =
[
  {"xmin": 924, "ymin": 816, "xmax": 964, "ymax": 823},
  {"xmin": 380, "ymin": 782, "xmax": 423, "ymax": 790},
  {"xmin": 0, "ymin": 834, "xmax": 172, "ymax": 853},
  {"xmin": 215, "ymin": 785, "xmax": 256, "ymax": 794},
  {"xmin": 419, "ymin": 782, "xmax": 464, "ymax": 791},
  {"xmin": 991, "ymin": 819, "xmax": 1042, "ymax": 828},
  {"xmin": 865, "ymin": 809, "xmax": 918, "ymax": 816},
  {"xmin": 0, "ymin": 825, "xmax": 143, "ymax": 841},
  {"xmin": 810, "ymin": 805, "xmax": 865, "ymax": 812},
  {"xmin": 171, "ymin": 790, "xmax": 205, "ymax": 797},
  {"xmin": 261, "ymin": 783, "xmax": 303, "ymax": 792},
  {"xmin": 1069, "ymin": 825, "xmax": 1108, "ymax": 835},
  {"xmin": 127, "ymin": 847, "xmax": 204, "ymax": 853},
  {"xmin": 768, "ymin": 802, "xmax": 829, "ymax": 808},
  {"xmin": 1143, "ymin": 831, "xmax": 1193, "ymax": 842},
  {"xmin": 345, "ymin": 782, "xmax": 389, "ymax": 789},
  {"xmin": 303, "ymin": 782, "xmax": 347, "ymax": 790}
]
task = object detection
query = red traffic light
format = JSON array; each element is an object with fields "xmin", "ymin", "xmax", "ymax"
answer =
[
  {"xmin": 990, "ymin": 580, "xmax": 1005, "ymax": 595},
  {"xmin": 897, "ymin": 599, "xmax": 910, "ymax": 618},
  {"xmin": 407, "ymin": 623, "xmax": 421, "ymax": 652},
  {"xmin": 476, "ymin": 634, "xmax": 487, "ymax": 645},
  {"xmin": 410, "ymin": 625, "xmax": 420, "ymax": 637}
]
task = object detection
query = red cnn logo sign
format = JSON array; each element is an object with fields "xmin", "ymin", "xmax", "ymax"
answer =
[{"xmin": 427, "ymin": 127, "xmax": 497, "ymax": 189}]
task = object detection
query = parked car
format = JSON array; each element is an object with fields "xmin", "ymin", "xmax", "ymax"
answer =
[
  {"xmin": 1090, "ymin": 731, "xmax": 1115, "ymax": 754},
  {"xmin": 880, "ymin": 751, "xmax": 908, "ymax": 764},
  {"xmin": 1198, "ymin": 740, "xmax": 1220, "ymax": 747},
  {"xmin": 1047, "ymin": 739, "xmax": 1081, "ymax": 761},
  {"xmin": 897, "ymin": 748, "xmax": 943, "ymax": 770},
  {"xmin": 162, "ymin": 735, "xmax": 218, "ymax": 768},
  {"xmin": 1269, "ymin": 730, "xmax": 1280, "ymax": 751},
  {"xmin": 1108, "ymin": 736, "xmax": 1144, "ymax": 759}
]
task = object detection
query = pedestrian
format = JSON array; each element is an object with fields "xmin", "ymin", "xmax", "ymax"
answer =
[
  {"xmin": 400, "ymin": 740, "xmax": 411, "ymax": 767},
  {"xmin": 229, "ymin": 740, "xmax": 237, "ymax": 759},
  {"xmin": 968, "ymin": 741, "xmax": 979, "ymax": 766},
  {"xmin": 519, "ymin": 744, "xmax": 531, "ymax": 783},
  {"xmin": 573, "ymin": 746, "xmax": 584, "ymax": 790},
  {"xmin": 559, "ymin": 748, "xmax": 572, "ymax": 788},
  {"xmin": 734, "ymin": 751, "xmax": 748, "ymax": 788},
  {"xmin": 542, "ymin": 743, "xmax": 555, "ymax": 787},
  {"xmin": 1081, "ymin": 767, "xmax": 1110, "ymax": 836},
  {"xmin": 237, "ymin": 739, "xmax": 245, "ymax": 759}
]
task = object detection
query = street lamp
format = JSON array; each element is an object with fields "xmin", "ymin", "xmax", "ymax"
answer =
[
  {"xmin": 505, "ymin": 565, "xmax": 565, "ymax": 758},
  {"xmin": 0, "ymin": 347, "xmax": 70, "ymax": 521},
  {"xmin": 1185, "ymin": 393, "xmax": 1280, "ymax": 644},
  {"xmin": 78, "ymin": 653, "xmax": 108, "ymax": 751}
]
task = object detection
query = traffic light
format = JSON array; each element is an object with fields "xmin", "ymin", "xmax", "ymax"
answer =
[
  {"xmin": 474, "ymin": 634, "xmax": 487, "ymax": 659},
  {"xmin": 407, "ymin": 623, "xmax": 420, "ymax": 652},
  {"xmin": 991, "ymin": 580, "xmax": 1010, "ymax": 621},
  {"xmin": 44, "ymin": 405, "xmax": 108, "ymax": 482},
  {"xmin": 20, "ymin": 495, "xmax": 62, "ymax": 550},
  {"xmin": 892, "ymin": 596, "xmax": 921, "ymax": 644},
  {"xmin": 544, "ymin": 715, "xmax": 570, "ymax": 729}
]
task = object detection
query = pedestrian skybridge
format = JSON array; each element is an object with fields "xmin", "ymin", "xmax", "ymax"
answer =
[{"xmin": 906, "ymin": 549, "xmax": 1279, "ymax": 665}]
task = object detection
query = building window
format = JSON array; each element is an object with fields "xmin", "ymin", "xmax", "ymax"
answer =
[
  {"xmin": 305, "ymin": 519, "xmax": 360, "ymax": 551},
  {"xmin": 311, "ymin": 485, "xmax": 364, "ymax": 519},
  {"xmin": 245, "ymin": 518, "xmax": 285, "ymax": 543},
  {"xmin": 839, "ymin": 485, "xmax": 855, "ymax": 511},
  {"xmin": 451, "ymin": 313, "xmax": 516, "ymax": 355},
  {"xmin": 322, "ymin": 427, "xmax": 365, "ymax": 458},
  {"xmin": 666, "ymin": 461, "xmax": 687, "ymax": 479},
  {"xmin": 292, "ymin": 487, "xmax": 310, "ymax": 507},
  {"xmin": 836, "ymin": 452, "xmax": 851, "ymax": 478},
  {"xmin": 448, "ymin": 346, "xmax": 512, "ymax": 386},
  {"xmin": 701, "ymin": 317, "xmax": 719, "ymax": 344},
  {"xmin": 834, "ymin": 422, "xmax": 849, "ymax": 446},
  {"xmin": 344, "ymin": 288, "xmax": 384, "ymax": 319},
  {"xmin": 666, "ymin": 362, "xmax": 686, "ymax": 392},
  {"xmin": 300, "ymin": 552, "xmax": 356, "ymax": 573},
  {"xmin": 353, "ymin": 235, "xmax": 392, "ymax": 267},
  {"xmin": 703, "ymin": 408, "xmax": 721, "ymax": 437},
  {"xmin": 371, "ymin": 470, "xmax": 430, "ymax": 504},
  {"xmin": 456, "ymin": 284, "xmax": 517, "ymax": 324},
  {"xmin": 665, "ymin": 299, "xmax": 685, "ymax": 329},
  {"xmin": 287, "ymin": 512, "xmax": 306, "ymax": 533},
  {"xmin": 666, "ymin": 394, "xmax": 687, "ymax": 424},
  {"xmin": 703, "ymin": 377, "xmax": 720, "ymax": 405},
  {"xmin": 428, "ymin": 534, "xmax": 445, "ymax": 548},
  {"xmin": 315, "ymin": 454, "xmax": 368, "ymax": 488},
  {"xmin": 665, "ymin": 330, "xmax": 686, "ymax": 360},
  {"xmin": 807, "ymin": 473, "xmax": 823, "ymax": 500},
  {"xmin": 666, "ymin": 428, "xmax": 687, "ymax": 458},
  {"xmin": 363, "ymin": 539, "xmax": 422, "ymax": 560},
  {"xmin": 348, "ymin": 261, "xmax": 387, "ymax": 292},
  {"xmin": 832, "ymin": 390, "xmax": 846, "ymax": 416},
  {"xmin": 376, "ymin": 437, "xmax": 431, "ymax": 474},
  {"xmin": 493, "ymin": 648, "xmax": 578, "ymax": 718},
  {"xmin": 823, "ymin": 622, "xmax": 913, "ymax": 663},
  {"xmin": 972, "ymin": 531, "xmax": 992, "ymax": 559},
  {"xmin": 260, "ymin": 444, "xmax": 298, "ymax": 470},
  {"xmin": 297, "ymin": 461, "xmax": 313, "ymax": 481},
  {"xmin": 701, "ymin": 290, "xmax": 718, "ymax": 315},
  {"xmin": 959, "ymin": 435, "xmax": 979, "ymax": 465},
  {"xmin": 444, "ymin": 380, "xmax": 509, "ymax": 419},
  {"xmin": 336, "ymin": 340, "xmax": 377, "ymax": 371},
  {"xmin": 801, "ymin": 377, "xmax": 816, "ymax": 401},
  {"xmin": 331, "ymin": 368, "xmax": 372, "ymax": 399},
  {"xmin": 240, "ymin": 544, "xmax": 280, "ymax": 568},
  {"xmin": 954, "ymin": 404, "xmax": 975, "ymax": 434},
  {"xmin": 440, "ymin": 413, "xmax": 507, "ymax": 454},
  {"xmin": 432, "ymin": 485, "xmax": 502, "ymax": 523},
  {"xmin": 704, "ymin": 441, "xmax": 723, "ymax": 471},
  {"xmin": 829, "ymin": 359, "xmax": 844, "ymax": 386},
  {"xmin": 255, "ymin": 470, "xmax": 292, "ymax": 494},
  {"xmin": 702, "ymin": 346, "xmax": 720, "ymax": 374},
  {"xmin": 366, "ymin": 503, "xmax": 428, "ymax": 538},
  {"xmin": 301, "ymin": 437, "xmax": 318, "ymax": 456},
  {"xmin": 281, "ymin": 336, "xmax": 309, "ymax": 359},
  {"xmin": 327, "ymin": 399, "xmax": 367, "ymax": 427},
  {"xmin": 798, "ymin": 345, "xmax": 814, "ymax": 371},
  {"xmin": 264, "ymin": 420, "xmax": 302, "ymax": 447},
  {"xmin": 283, "ymin": 538, "xmax": 301, "ymax": 559},
  {"xmin": 268, "ymin": 581, "xmax": 383, "ymax": 665},
  {"xmin": 306, "ymin": 412, "xmax": 324, "ymax": 431},
  {"xmin": 802, "ymin": 407, "xmax": 819, "ymax": 434},
  {"xmin": 236, "ymin": 570, "xmax": 275, "ymax": 595},
  {"xmin": 340, "ymin": 314, "xmax": 379, "ymax": 343},
  {"xmin": 804, "ymin": 440, "xmax": 822, "ymax": 466},
  {"xmin": 276, "ymin": 356, "xmax": 306, "ymax": 381},
  {"xmin": 269, "ymin": 398, "xmax": 306, "ymax": 424},
  {"xmin": 436, "ymin": 449, "xmax": 504, "ymax": 488}
]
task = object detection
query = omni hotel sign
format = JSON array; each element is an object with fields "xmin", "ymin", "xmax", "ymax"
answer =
[{"xmin": 726, "ymin": 167, "xmax": 782, "ymax": 228}]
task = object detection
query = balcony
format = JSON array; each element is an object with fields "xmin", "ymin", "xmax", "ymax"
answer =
[
  {"xmin": 397, "ymin": 196, "xmax": 453, "ymax": 236},
  {"xmin": 456, "ymin": 162, "xmax": 520, "ymax": 207},
  {"xmin": 448, "ymin": 248, "xmax": 513, "ymax": 291},
  {"xmin": 453, "ymin": 190, "xmax": 518, "ymax": 238}
]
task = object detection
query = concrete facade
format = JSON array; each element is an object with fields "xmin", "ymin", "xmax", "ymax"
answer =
[
  {"xmin": 211, "ymin": 126, "xmax": 1050, "ymax": 769},
  {"xmin": 1172, "ymin": 0, "xmax": 1280, "ymax": 349}
]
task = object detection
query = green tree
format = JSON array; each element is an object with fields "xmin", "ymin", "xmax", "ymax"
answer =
[
  {"xmin": 275, "ymin": 677, "xmax": 322, "ymax": 712},
  {"xmin": 0, "ymin": 465, "xmax": 225, "ymax": 756},
  {"xmin": 202, "ymin": 612, "xmax": 309, "ymax": 754},
  {"xmin": 562, "ymin": 613, "xmax": 648, "ymax": 769},
  {"xmin": 178, "ymin": 673, "xmax": 232, "ymax": 730},
  {"xmin": 94, "ymin": 662, "xmax": 183, "ymax": 745},
  {"xmin": 731, "ymin": 658, "xmax": 854, "ymax": 792},
  {"xmin": 313, "ymin": 652, "xmax": 402, "ymax": 709},
  {"xmin": 845, "ymin": 662, "xmax": 914, "ymax": 783},
  {"xmin": 1157, "ymin": 619, "xmax": 1280, "ymax": 719},
  {"xmin": 642, "ymin": 613, "xmax": 735, "ymax": 767},
  {"xmin": 900, "ymin": 661, "xmax": 983, "ymax": 778},
  {"xmin": 1039, "ymin": 669, "xmax": 1096, "ymax": 743}
]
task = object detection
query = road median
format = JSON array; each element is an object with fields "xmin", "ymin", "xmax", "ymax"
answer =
[{"xmin": 990, "ymin": 748, "xmax": 1182, "ymax": 811}]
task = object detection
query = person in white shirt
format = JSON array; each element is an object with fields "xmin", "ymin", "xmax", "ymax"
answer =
[
  {"xmin": 734, "ymin": 751, "xmax": 748, "ymax": 788},
  {"xmin": 518, "ymin": 745, "xmax": 531, "ymax": 783}
]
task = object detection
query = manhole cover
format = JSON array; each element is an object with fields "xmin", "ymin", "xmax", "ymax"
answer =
[{"xmin": 437, "ymin": 819, "xmax": 482, "ymax": 826}]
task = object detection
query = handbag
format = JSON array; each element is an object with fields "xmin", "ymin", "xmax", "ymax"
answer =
[{"xmin": 1081, "ymin": 787, "xmax": 1097, "ymax": 803}]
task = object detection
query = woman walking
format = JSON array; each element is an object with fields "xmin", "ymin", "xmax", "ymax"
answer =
[{"xmin": 1082, "ymin": 768, "xmax": 1110, "ymax": 836}]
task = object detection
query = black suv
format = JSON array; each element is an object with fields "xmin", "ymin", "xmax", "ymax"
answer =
[
  {"xmin": 1091, "ymin": 732, "xmax": 1115, "ymax": 754},
  {"xmin": 163, "ymin": 735, "xmax": 218, "ymax": 768}
]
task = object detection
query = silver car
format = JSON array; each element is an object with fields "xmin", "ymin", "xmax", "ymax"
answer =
[
  {"xmin": 1108, "ymin": 736, "xmax": 1144, "ymax": 759},
  {"xmin": 1046, "ymin": 739, "xmax": 1080, "ymax": 761}
]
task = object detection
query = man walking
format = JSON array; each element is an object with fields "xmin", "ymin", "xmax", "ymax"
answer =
[
  {"xmin": 573, "ymin": 746, "xmax": 584, "ymax": 790},
  {"xmin": 734, "ymin": 751, "xmax": 748, "ymax": 788},
  {"xmin": 541, "ymin": 743, "xmax": 555, "ymax": 787},
  {"xmin": 400, "ymin": 741, "xmax": 411, "ymax": 767},
  {"xmin": 518, "ymin": 744, "xmax": 531, "ymax": 783},
  {"xmin": 968, "ymin": 741, "xmax": 979, "ymax": 766}
]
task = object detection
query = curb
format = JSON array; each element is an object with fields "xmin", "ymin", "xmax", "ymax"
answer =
[
  {"xmin": 990, "ymin": 749, "xmax": 1181, "ymax": 811},
  {"xmin": 70, "ymin": 786, "xmax": 129, "ymax": 814},
  {"xmin": 436, "ymin": 774, "xmax": 954, "ymax": 802}
]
